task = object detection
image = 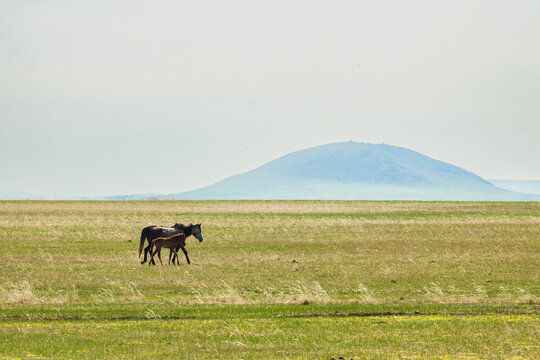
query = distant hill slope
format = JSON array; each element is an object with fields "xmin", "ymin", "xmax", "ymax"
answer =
[
  {"xmin": 488, "ymin": 180, "xmax": 540, "ymax": 195},
  {"xmin": 161, "ymin": 142, "xmax": 539, "ymax": 200},
  {"xmin": 104, "ymin": 193, "xmax": 162, "ymax": 200}
]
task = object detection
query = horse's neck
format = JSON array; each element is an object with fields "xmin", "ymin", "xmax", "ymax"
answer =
[
  {"xmin": 164, "ymin": 226, "xmax": 188, "ymax": 237},
  {"xmin": 181, "ymin": 226, "xmax": 192, "ymax": 237}
]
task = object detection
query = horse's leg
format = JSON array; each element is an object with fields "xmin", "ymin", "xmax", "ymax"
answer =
[
  {"xmin": 179, "ymin": 245, "xmax": 190, "ymax": 264},
  {"xmin": 143, "ymin": 242, "xmax": 157, "ymax": 265},
  {"xmin": 142, "ymin": 243, "xmax": 151, "ymax": 265}
]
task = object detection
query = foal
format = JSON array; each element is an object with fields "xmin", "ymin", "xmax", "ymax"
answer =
[{"xmin": 149, "ymin": 233, "xmax": 187, "ymax": 266}]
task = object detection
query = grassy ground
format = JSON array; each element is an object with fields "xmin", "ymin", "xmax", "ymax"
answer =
[{"xmin": 0, "ymin": 200, "xmax": 538, "ymax": 359}]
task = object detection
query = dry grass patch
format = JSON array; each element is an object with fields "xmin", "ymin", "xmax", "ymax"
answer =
[
  {"xmin": 2, "ymin": 199, "xmax": 538, "ymax": 215},
  {"xmin": 0, "ymin": 281, "xmax": 40, "ymax": 304}
]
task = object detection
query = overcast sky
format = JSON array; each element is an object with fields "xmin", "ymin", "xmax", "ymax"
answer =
[{"xmin": 1, "ymin": 0, "xmax": 539, "ymax": 197}]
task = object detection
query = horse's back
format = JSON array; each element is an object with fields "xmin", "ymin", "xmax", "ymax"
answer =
[{"xmin": 155, "ymin": 226, "xmax": 180, "ymax": 237}]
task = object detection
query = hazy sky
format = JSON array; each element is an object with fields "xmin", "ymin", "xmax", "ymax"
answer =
[{"xmin": 1, "ymin": 0, "xmax": 539, "ymax": 197}]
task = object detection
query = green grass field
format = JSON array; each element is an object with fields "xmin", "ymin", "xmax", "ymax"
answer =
[{"xmin": 0, "ymin": 201, "xmax": 538, "ymax": 359}]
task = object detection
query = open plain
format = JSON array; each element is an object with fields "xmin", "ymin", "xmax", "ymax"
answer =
[{"xmin": 0, "ymin": 200, "xmax": 538, "ymax": 359}]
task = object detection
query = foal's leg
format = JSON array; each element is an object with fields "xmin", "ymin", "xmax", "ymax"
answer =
[
  {"xmin": 168, "ymin": 248, "xmax": 177, "ymax": 265},
  {"xmin": 149, "ymin": 247, "xmax": 159, "ymax": 266},
  {"xmin": 155, "ymin": 248, "xmax": 162, "ymax": 265},
  {"xmin": 169, "ymin": 248, "xmax": 178, "ymax": 265},
  {"xmin": 150, "ymin": 243, "xmax": 157, "ymax": 265},
  {"xmin": 172, "ymin": 244, "xmax": 181, "ymax": 265},
  {"xmin": 173, "ymin": 249, "xmax": 181, "ymax": 266}
]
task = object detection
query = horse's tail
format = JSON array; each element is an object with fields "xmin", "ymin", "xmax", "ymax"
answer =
[{"xmin": 139, "ymin": 226, "xmax": 151, "ymax": 257}]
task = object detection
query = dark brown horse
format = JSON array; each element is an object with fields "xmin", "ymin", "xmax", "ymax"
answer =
[
  {"xmin": 139, "ymin": 223, "xmax": 203, "ymax": 265},
  {"xmin": 149, "ymin": 233, "xmax": 187, "ymax": 266}
]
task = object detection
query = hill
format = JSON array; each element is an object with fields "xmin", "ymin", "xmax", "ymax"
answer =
[{"xmin": 162, "ymin": 142, "xmax": 539, "ymax": 200}]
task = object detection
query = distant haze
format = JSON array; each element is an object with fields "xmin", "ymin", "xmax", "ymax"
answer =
[{"xmin": 1, "ymin": 1, "xmax": 539, "ymax": 198}]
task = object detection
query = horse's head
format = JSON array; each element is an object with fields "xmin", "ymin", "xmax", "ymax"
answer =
[{"xmin": 192, "ymin": 223, "xmax": 204, "ymax": 242}]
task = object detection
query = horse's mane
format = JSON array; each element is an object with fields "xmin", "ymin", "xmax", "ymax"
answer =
[{"xmin": 173, "ymin": 223, "xmax": 193, "ymax": 234}]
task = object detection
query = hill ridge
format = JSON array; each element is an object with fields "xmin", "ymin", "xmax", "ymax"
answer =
[{"xmin": 161, "ymin": 142, "xmax": 539, "ymax": 201}]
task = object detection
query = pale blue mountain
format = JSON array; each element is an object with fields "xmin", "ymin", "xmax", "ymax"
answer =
[{"xmin": 161, "ymin": 142, "xmax": 539, "ymax": 201}]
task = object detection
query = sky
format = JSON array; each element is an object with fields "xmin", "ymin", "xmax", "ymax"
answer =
[{"xmin": 1, "ymin": 0, "xmax": 539, "ymax": 198}]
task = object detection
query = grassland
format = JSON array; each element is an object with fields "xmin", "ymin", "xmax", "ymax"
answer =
[{"xmin": 0, "ymin": 200, "xmax": 538, "ymax": 359}]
